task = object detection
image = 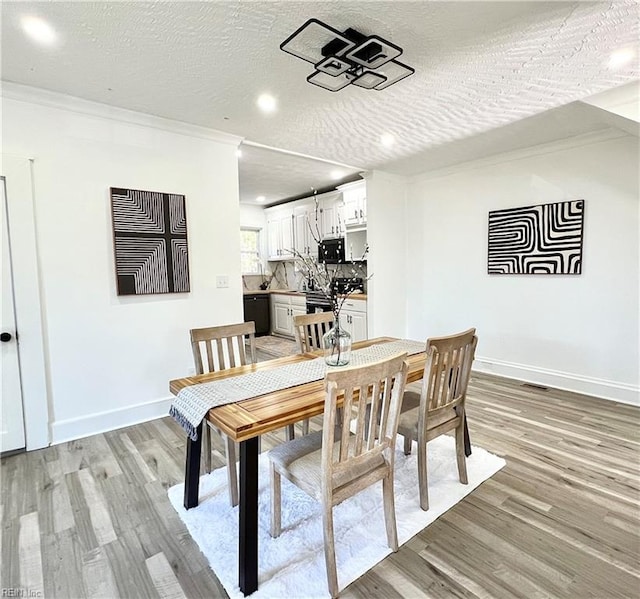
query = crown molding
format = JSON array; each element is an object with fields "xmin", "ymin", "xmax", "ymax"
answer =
[
  {"xmin": 580, "ymin": 80, "xmax": 640, "ymax": 114},
  {"xmin": 1, "ymin": 81, "xmax": 244, "ymax": 147},
  {"xmin": 408, "ymin": 127, "xmax": 629, "ymax": 184}
]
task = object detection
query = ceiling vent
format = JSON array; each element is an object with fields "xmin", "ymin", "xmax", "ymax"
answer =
[{"xmin": 280, "ymin": 18, "xmax": 414, "ymax": 92}]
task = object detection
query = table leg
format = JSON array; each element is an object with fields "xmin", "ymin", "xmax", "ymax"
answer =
[
  {"xmin": 184, "ymin": 423, "xmax": 203, "ymax": 509},
  {"xmin": 239, "ymin": 436, "xmax": 259, "ymax": 595}
]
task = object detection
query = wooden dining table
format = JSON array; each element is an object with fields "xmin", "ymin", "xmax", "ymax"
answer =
[{"xmin": 169, "ymin": 336, "xmax": 471, "ymax": 596}]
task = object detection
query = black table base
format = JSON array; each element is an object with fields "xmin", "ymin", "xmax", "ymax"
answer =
[
  {"xmin": 184, "ymin": 423, "xmax": 203, "ymax": 509},
  {"xmin": 239, "ymin": 437, "xmax": 259, "ymax": 595}
]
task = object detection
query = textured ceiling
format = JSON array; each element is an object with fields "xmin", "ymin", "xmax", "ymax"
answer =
[
  {"xmin": 2, "ymin": 1, "xmax": 639, "ymax": 204},
  {"xmin": 238, "ymin": 144, "xmax": 362, "ymax": 206}
]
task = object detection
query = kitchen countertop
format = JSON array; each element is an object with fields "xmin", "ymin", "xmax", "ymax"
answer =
[
  {"xmin": 243, "ymin": 289, "xmax": 303, "ymax": 297},
  {"xmin": 243, "ymin": 289, "xmax": 367, "ymax": 300}
]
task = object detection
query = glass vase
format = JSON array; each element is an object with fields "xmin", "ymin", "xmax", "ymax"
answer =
[{"xmin": 323, "ymin": 319, "xmax": 352, "ymax": 366}]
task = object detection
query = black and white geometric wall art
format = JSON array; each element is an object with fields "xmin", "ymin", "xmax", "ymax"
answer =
[
  {"xmin": 488, "ymin": 199, "xmax": 584, "ymax": 275},
  {"xmin": 110, "ymin": 187, "xmax": 190, "ymax": 295}
]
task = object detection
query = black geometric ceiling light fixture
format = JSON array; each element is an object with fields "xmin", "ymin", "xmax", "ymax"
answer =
[{"xmin": 280, "ymin": 18, "xmax": 415, "ymax": 92}]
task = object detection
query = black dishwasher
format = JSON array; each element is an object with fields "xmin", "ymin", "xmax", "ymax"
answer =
[{"xmin": 243, "ymin": 293, "xmax": 270, "ymax": 336}]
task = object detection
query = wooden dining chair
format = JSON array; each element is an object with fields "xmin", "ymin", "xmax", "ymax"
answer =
[
  {"xmin": 190, "ymin": 321, "xmax": 257, "ymax": 507},
  {"xmin": 290, "ymin": 311, "xmax": 335, "ymax": 438},
  {"xmin": 269, "ymin": 353, "xmax": 409, "ymax": 598},
  {"xmin": 397, "ymin": 328, "xmax": 478, "ymax": 511},
  {"xmin": 293, "ymin": 311, "xmax": 334, "ymax": 353}
]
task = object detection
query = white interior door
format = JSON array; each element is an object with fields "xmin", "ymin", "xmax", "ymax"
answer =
[{"xmin": 1, "ymin": 176, "xmax": 26, "ymax": 452}]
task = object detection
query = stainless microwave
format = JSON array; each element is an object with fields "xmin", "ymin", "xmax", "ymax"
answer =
[{"xmin": 318, "ymin": 238, "xmax": 345, "ymax": 264}]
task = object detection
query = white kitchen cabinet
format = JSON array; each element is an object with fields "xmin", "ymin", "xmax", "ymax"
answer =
[
  {"xmin": 266, "ymin": 192, "xmax": 347, "ymax": 262},
  {"xmin": 265, "ymin": 206, "xmax": 294, "ymax": 260},
  {"xmin": 319, "ymin": 193, "xmax": 344, "ymax": 239},
  {"xmin": 338, "ymin": 180, "xmax": 366, "ymax": 228},
  {"xmin": 339, "ymin": 298, "xmax": 368, "ymax": 342},
  {"xmin": 270, "ymin": 293, "xmax": 306, "ymax": 338},
  {"xmin": 293, "ymin": 201, "xmax": 320, "ymax": 258},
  {"xmin": 267, "ymin": 217, "xmax": 280, "ymax": 260},
  {"xmin": 272, "ymin": 301, "xmax": 291, "ymax": 336}
]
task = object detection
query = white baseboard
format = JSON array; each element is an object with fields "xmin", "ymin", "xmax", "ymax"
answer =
[
  {"xmin": 474, "ymin": 357, "xmax": 639, "ymax": 407},
  {"xmin": 48, "ymin": 360, "xmax": 640, "ymax": 445},
  {"xmin": 51, "ymin": 396, "xmax": 174, "ymax": 445}
]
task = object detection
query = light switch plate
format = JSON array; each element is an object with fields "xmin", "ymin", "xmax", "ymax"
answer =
[{"xmin": 216, "ymin": 275, "xmax": 229, "ymax": 288}]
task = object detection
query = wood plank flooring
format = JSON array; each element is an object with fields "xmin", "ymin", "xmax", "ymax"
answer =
[{"xmin": 2, "ymin": 365, "xmax": 638, "ymax": 598}]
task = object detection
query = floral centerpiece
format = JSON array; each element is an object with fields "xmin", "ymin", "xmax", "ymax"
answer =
[{"xmin": 291, "ymin": 197, "xmax": 369, "ymax": 366}]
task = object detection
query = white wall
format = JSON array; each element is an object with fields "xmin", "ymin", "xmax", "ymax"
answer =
[
  {"xmin": 239, "ymin": 203, "xmax": 267, "ymax": 230},
  {"xmin": 366, "ymin": 171, "xmax": 409, "ymax": 339},
  {"xmin": 406, "ymin": 131, "xmax": 639, "ymax": 404},
  {"xmin": 3, "ymin": 88, "xmax": 244, "ymax": 444}
]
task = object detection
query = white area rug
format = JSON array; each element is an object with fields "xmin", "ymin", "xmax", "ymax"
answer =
[{"xmin": 168, "ymin": 436, "xmax": 505, "ymax": 598}]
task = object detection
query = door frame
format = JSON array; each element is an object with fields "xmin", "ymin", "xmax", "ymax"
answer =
[{"xmin": 2, "ymin": 155, "xmax": 50, "ymax": 450}]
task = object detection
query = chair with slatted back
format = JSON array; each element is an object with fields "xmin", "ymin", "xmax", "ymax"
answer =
[
  {"xmin": 190, "ymin": 321, "xmax": 257, "ymax": 507},
  {"xmin": 269, "ymin": 353, "xmax": 409, "ymax": 598},
  {"xmin": 290, "ymin": 312, "xmax": 335, "ymax": 438},
  {"xmin": 293, "ymin": 311, "xmax": 334, "ymax": 353},
  {"xmin": 397, "ymin": 328, "xmax": 477, "ymax": 511}
]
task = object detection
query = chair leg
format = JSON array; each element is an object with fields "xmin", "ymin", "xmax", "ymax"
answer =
[
  {"xmin": 203, "ymin": 424, "xmax": 212, "ymax": 473},
  {"xmin": 382, "ymin": 471, "xmax": 398, "ymax": 551},
  {"xmin": 455, "ymin": 421, "xmax": 468, "ymax": 485},
  {"xmin": 286, "ymin": 424, "xmax": 295, "ymax": 441},
  {"xmin": 417, "ymin": 438, "xmax": 429, "ymax": 511},
  {"xmin": 322, "ymin": 505, "xmax": 339, "ymax": 598},
  {"xmin": 270, "ymin": 463, "xmax": 282, "ymax": 537},
  {"xmin": 225, "ymin": 436, "xmax": 239, "ymax": 507},
  {"xmin": 403, "ymin": 434, "xmax": 412, "ymax": 456},
  {"xmin": 302, "ymin": 418, "xmax": 310, "ymax": 436}
]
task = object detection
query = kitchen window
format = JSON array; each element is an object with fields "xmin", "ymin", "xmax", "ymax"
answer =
[{"xmin": 240, "ymin": 228, "xmax": 262, "ymax": 274}]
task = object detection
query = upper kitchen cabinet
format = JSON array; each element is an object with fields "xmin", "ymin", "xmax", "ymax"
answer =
[
  {"xmin": 293, "ymin": 200, "xmax": 320, "ymax": 258},
  {"xmin": 266, "ymin": 205, "xmax": 294, "ymax": 260},
  {"xmin": 337, "ymin": 180, "xmax": 366, "ymax": 229},
  {"xmin": 265, "ymin": 190, "xmax": 345, "ymax": 262},
  {"xmin": 319, "ymin": 192, "xmax": 344, "ymax": 238}
]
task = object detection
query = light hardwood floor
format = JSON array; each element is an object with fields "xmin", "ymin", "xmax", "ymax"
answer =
[{"xmin": 2, "ymin": 363, "xmax": 639, "ymax": 598}]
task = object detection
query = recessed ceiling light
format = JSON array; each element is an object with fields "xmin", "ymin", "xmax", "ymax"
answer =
[
  {"xmin": 256, "ymin": 195, "xmax": 266, "ymax": 203},
  {"xmin": 21, "ymin": 15, "xmax": 57, "ymax": 46},
  {"xmin": 257, "ymin": 93, "xmax": 277, "ymax": 113},
  {"xmin": 236, "ymin": 149, "xmax": 243, "ymax": 158},
  {"xmin": 330, "ymin": 170, "xmax": 344, "ymax": 181},
  {"xmin": 380, "ymin": 133, "xmax": 395, "ymax": 147},
  {"xmin": 608, "ymin": 47, "xmax": 636, "ymax": 69}
]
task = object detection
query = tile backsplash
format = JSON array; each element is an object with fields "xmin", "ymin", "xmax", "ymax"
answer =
[{"xmin": 242, "ymin": 260, "xmax": 368, "ymax": 292}]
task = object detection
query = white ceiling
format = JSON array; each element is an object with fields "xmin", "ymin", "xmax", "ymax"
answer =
[{"xmin": 2, "ymin": 1, "xmax": 638, "ymax": 204}]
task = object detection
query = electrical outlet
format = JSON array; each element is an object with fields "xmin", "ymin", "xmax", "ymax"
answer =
[{"xmin": 216, "ymin": 275, "xmax": 229, "ymax": 288}]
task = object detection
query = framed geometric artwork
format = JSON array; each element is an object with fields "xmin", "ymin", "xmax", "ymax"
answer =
[
  {"xmin": 110, "ymin": 187, "xmax": 190, "ymax": 295},
  {"xmin": 488, "ymin": 199, "xmax": 584, "ymax": 275}
]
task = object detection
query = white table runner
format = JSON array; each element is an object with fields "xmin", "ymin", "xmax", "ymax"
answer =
[{"xmin": 170, "ymin": 339, "xmax": 425, "ymax": 440}]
